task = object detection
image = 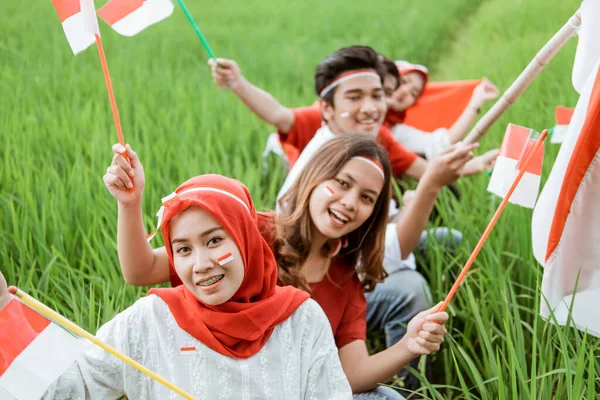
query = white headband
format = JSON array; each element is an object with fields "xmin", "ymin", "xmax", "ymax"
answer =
[
  {"xmin": 319, "ymin": 70, "xmax": 381, "ymax": 98},
  {"xmin": 352, "ymin": 156, "xmax": 385, "ymax": 180}
]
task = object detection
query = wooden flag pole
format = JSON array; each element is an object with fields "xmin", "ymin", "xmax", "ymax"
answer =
[
  {"xmin": 464, "ymin": 11, "xmax": 581, "ymax": 145},
  {"xmin": 8, "ymin": 286, "xmax": 197, "ymax": 400},
  {"xmin": 439, "ymin": 130, "xmax": 548, "ymax": 311}
]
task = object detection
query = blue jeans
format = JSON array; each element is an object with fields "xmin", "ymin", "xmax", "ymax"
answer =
[
  {"xmin": 365, "ymin": 227, "xmax": 462, "ymax": 392},
  {"xmin": 353, "ymin": 386, "xmax": 405, "ymax": 399}
]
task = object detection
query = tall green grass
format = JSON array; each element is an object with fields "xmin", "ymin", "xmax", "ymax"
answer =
[
  {"xmin": 0, "ymin": 0, "xmax": 598, "ymax": 398},
  {"xmin": 411, "ymin": 0, "xmax": 600, "ymax": 398}
]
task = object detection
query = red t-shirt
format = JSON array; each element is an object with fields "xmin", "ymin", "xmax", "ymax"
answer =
[
  {"xmin": 384, "ymin": 109, "xmax": 407, "ymax": 129},
  {"xmin": 279, "ymin": 106, "xmax": 417, "ymax": 177},
  {"xmin": 257, "ymin": 212, "xmax": 367, "ymax": 348}
]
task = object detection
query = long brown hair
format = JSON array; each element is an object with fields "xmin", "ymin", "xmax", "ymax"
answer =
[{"xmin": 274, "ymin": 133, "xmax": 392, "ymax": 293}]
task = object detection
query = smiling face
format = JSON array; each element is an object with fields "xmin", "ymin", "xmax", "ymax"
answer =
[
  {"xmin": 321, "ymin": 74, "xmax": 387, "ymax": 137},
  {"xmin": 387, "ymin": 71, "xmax": 426, "ymax": 112},
  {"xmin": 308, "ymin": 158, "xmax": 384, "ymax": 240},
  {"xmin": 169, "ymin": 206, "xmax": 245, "ymax": 305}
]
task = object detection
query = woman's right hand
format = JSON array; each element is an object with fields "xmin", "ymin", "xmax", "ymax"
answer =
[
  {"xmin": 424, "ymin": 142, "xmax": 478, "ymax": 189},
  {"xmin": 103, "ymin": 144, "xmax": 145, "ymax": 208}
]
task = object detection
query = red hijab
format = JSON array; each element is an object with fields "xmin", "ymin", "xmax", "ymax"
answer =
[{"xmin": 148, "ymin": 175, "xmax": 309, "ymax": 359}]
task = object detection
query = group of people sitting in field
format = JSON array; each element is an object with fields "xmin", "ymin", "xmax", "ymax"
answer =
[{"xmin": 0, "ymin": 44, "xmax": 500, "ymax": 399}]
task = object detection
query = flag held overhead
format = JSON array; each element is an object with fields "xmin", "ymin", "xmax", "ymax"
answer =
[
  {"xmin": 98, "ymin": 0, "xmax": 174, "ymax": 37},
  {"xmin": 51, "ymin": 0, "xmax": 99, "ymax": 54},
  {"xmin": 487, "ymin": 124, "xmax": 544, "ymax": 208}
]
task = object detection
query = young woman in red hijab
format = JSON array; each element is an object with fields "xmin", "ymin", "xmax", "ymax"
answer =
[{"xmin": 0, "ymin": 175, "xmax": 351, "ymax": 399}]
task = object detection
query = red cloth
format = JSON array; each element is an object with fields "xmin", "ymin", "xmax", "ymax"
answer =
[
  {"xmin": 278, "ymin": 105, "xmax": 323, "ymax": 155},
  {"xmin": 151, "ymin": 175, "xmax": 309, "ymax": 359},
  {"xmin": 385, "ymin": 80, "xmax": 481, "ymax": 132},
  {"xmin": 257, "ymin": 212, "xmax": 367, "ymax": 348}
]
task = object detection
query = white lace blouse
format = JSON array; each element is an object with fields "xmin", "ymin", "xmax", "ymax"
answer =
[{"xmin": 42, "ymin": 295, "xmax": 352, "ymax": 399}]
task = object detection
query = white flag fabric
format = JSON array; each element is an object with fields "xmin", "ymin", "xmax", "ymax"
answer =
[
  {"xmin": 0, "ymin": 299, "xmax": 85, "ymax": 400},
  {"xmin": 50, "ymin": 0, "xmax": 99, "ymax": 54}
]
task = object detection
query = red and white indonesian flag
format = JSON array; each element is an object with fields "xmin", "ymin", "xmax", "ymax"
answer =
[
  {"xmin": 551, "ymin": 106, "xmax": 575, "ymax": 144},
  {"xmin": 98, "ymin": 0, "xmax": 174, "ymax": 36},
  {"xmin": 487, "ymin": 124, "xmax": 544, "ymax": 208},
  {"xmin": 51, "ymin": 0, "xmax": 100, "ymax": 54},
  {"xmin": 0, "ymin": 299, "xmax": 85, "ymax": 399},
  {"xmin": 531, "ymin": 0, "xmax": 600, "ymax": 337}
]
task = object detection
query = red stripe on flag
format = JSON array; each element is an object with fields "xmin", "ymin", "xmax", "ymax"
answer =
[
  {"xmin": 98, "ymin": 0, "xmax": 145, "ymax": 25},
  {"xmin": 0, "ymin": 299, "xmax": 50, "ymax": 375},
  {"xmin": 500, "ymin": 124, "xmax": 532, "ymax": 160},
  {"xmin": 217, "ymin": 253, "xmax": 233, "ymax": 263},
  {"xmin": 556, "ymin": 106, "xmax": 575, "ymax": 125},
  {"xmin": 516, "ymin": 138, "xmax": 544, "ymax": 175},
  {"xmin": 547, "ymin": 68, "xmax": 600, "ymax": 261},
  {"xmin": 51, "ymin": 0, "xmax": 80, "ymax": 23}
]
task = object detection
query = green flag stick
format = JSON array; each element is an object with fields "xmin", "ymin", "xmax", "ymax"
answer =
[
  {"xmin": 175, "ymin": 0, "xmax": 232, "ymax": 88},
  {"xmin": 175, "ymin": 0, "xmax": 217, "ymax": 60}
]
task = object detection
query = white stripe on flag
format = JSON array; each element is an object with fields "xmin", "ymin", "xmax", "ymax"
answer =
[
  {"xmin": 0, "ymin": 323, "xmax": 86, "ymax": 400},
  {"xmin": 79, "ymin": 0, "xmax": 101, "ymax": 35},
  {"xmin": 107, "ymin": 0, "xmax": 174, "ymax": 37},
  {"xmin": 61, "ymin": 13, "xmax": 96, "ymax": 54},
  {"xmin": 487, "ymin": 156, "xmax": 541, "ymax": 208},
  {"xmin": 550, "ymin": 124, "xmax": 569, "ymax": 144}
]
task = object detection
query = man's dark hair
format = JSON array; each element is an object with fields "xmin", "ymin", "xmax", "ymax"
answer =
[{"xmin": 314, "ymin": 45, "xmax": 387, "ymax": 106}]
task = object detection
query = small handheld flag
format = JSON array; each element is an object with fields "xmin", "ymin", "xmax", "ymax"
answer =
[
  {"xmin": 440, "ymin": 130, "xmax": 548, "ymax": 312},
  {"xmin": 0, "ymin": 299, "xmax": 85, "ymax": 400},
  {"xmin": 7, "ymin": 287, "xmax": 197, "ymax": 399},
  {"xmin": 487, "ymin": 124, "xmax": 544, "ymax": 208},
  {"xmin": 550, "ymin": 106, "xmax": 575, "ymax": 143},
  {"xmin": 50, "ymin": 0, "xmax": 97, "ymax": 54},
  {"xmin": 98, "ymin": 0, "xmax": 175, "ymax": 37}
]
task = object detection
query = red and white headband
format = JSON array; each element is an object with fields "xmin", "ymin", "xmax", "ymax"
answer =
[
  {"xmin": 319, "ymin": 69, "xmax": 381, "ymax": 98},
  {"xmin": 395, "ymin": 60, "xmax": 429, "ymax": 77},
  {"xmin": 146, "ymin": 187, "xmax": 250, "ymax": 241},
  {"xmin": 352, "ymin": 156, "xmax": 385, "ymax": 180}
]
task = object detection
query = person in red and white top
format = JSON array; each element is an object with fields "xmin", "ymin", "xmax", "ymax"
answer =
[{"xmin": 381, "ymin": 58, "xmax": 500, "ymax": 161}]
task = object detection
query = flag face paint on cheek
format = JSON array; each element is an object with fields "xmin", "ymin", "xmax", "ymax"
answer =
[
  {"xmin": 340, "ymin": 112, "xmax": 350, "ymax": 118},
  {"xmin": 217, "ymin": 252, "xmax": 234, "ymax": 266},
  {"xmin": 323, "ymin": 186, "xmax": 335, "ymax": 197}
]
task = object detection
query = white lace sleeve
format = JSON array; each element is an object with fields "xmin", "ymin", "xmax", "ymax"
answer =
[
  {"xmin": 304, "ymin": 301, "xmax": 352, "ymax": 400},
  {"xmin": 391, "ymin": 124, "xmax": 451, "ymax": 160},
  {"xmin": 41, "ymin": 299, "xmax": 146, "ymax": 399}
]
